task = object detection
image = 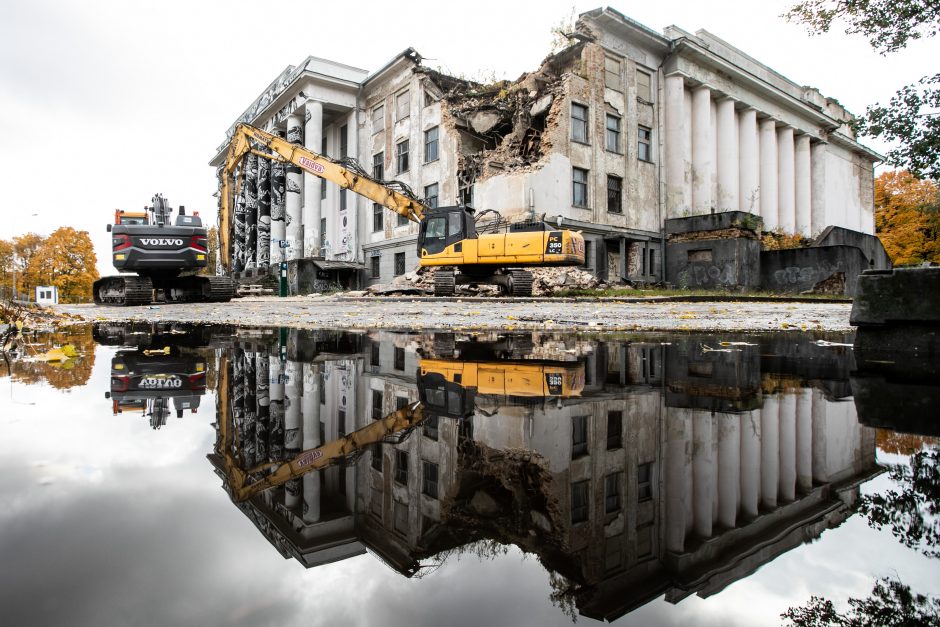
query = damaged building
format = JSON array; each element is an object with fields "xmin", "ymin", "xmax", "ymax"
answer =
[{"xmin": 211, "ymin": 7, "xmax": 886, "ymax": 294}]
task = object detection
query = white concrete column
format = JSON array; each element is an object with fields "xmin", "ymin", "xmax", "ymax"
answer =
[
  {"xmin": 740, "ymin": 410, "xmax": 761, "ymax": 519},
  {"xmin": 759, "ymin": 118, "xmax": 779, "ymax": 229},
  {"xmin": 285, "ymin": 113, "xmax": 304, "ymax": 261},
  {"xmin": 716, "ymin": 98, "xmax": 739, "ymax": 212},
  {"xmin": 302, "ymin": 364, "xmax": 322, "ymax": 523},
  {"xmin": 345, "ymin": 120, "xmax": 358, "ymax": 262},
  {"xmin": 811, "ymin": 388, "xmax": 829, "ymax": 483},
  {"xmin": 777, "ymin": 126, "xmax": 796, "ymax": 233},
  {"xmin": 284, "ymin": 360, "xmax": 302, "ymax": 510},
  {"xmin": 811, "ymin": 141, "xmax": 828, "ymax": 236},
  {"xmin": 760, "ymin": 395, "xmax": 780, "ymax": 508},
  {"xmin": 795, "ymin": 134, "xmax": 812, "ymax": 236},
  {"xmin": 796, "ymin": 388, "xmax": 813, "ymax": 493},
  {"xmin": 718, "ymin": 413, "xmax": 740, "ymax": 529},
  {"xmin": 664, "ymin": 75, "xmax": 690, "ymax": 219},
  {"xmin": 778, "ymin": 391, "xmax": 797, "ymax": 502},
  {"xmin": 691, "ymin": 86, "xmax": 714, "ymax": 214},
  {"xmin": 303, "ymin": 100, "xmax": 324, "ymax": 258},
  {"xmin": 665, "ymin": 408, "xmax": 692, "ymax": 552},
  {"xmin": 738, "ymin": 108, "xmax": 760, "ymax": 216},
  {"xmin": 693, "ymin": 411, "xmax": 715, "ymax": 538}
]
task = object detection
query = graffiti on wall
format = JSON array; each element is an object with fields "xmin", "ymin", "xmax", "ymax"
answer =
[
  {"xmin": 771, "ymin": 261, "xmax": 843, "ymax": 287},
  {"xmin": 257, "ymin": 155, "xmax": 271, "ymax": 267},
  {"xmin": 678, "ymin": 262, "xmax": 737, "ymax": 288}
]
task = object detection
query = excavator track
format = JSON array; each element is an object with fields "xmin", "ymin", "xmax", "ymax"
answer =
[
  {"xmin": 507, "ymin": 270, "xmax": 533, "ymax": 297},
  {"xmin": 433, "ymin": 270, "xmax": 456, "ymax": 296},
  {"xmin": 93, "ymin": 276, "xmax": 153, "ymax": 306},
  {"xmin": 203, "ymin": 276, "xmax": 236, "ymax": 302}
]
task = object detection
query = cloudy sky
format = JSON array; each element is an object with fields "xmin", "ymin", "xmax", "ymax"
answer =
[{"xmin": 1, "ymin": 0, "xmax": 937, "ymax": 274}]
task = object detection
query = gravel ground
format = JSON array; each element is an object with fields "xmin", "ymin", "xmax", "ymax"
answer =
[{"xmin": 58, "ymin": 295, "xmax": 855, "ymax": 332}]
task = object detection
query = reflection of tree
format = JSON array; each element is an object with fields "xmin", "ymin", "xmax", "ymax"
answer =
[
  {"xmin": 783, "ymin": 577, "xmax": 940, "ymax": 627},
  {"xmin": 876, "ymin": 430, "xmax": 939, "ymax": 456},
  {"xmin": 3, "ymin": 327, "xmax": 96, "ymax": 390},
  {"xmin": 860, "ymin": 448, "xmax": 940, "ymax": 559}
]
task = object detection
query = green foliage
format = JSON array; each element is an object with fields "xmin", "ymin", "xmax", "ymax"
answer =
[
  {"xmin": 784, "ymin": 1, "xmax": 940, "ymax": 178},
  {"xmin": 782, "ymin": 578, "xmax": 940, "ymax": 626},
  {"xmin": 549, "ymin": 6, "xmax": 578, "ymax": 55}
]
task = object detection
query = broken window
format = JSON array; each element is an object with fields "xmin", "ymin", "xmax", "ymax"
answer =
[
  {"xmin": 637, "ymin": 70, "xmax": 652, "ymax": 102},
  {"xmin": 397, "ymin": 212, "xmax": 409, "ymax": 227},
  {"xmin": 371, "ymin": 343, "xmax": 380, "ymax": 367},
  {"xmin": 372, "ymin": 104, "xmax": 385, "ymax": 133},
  {"xmin": 571, "ymin": 102, "xmax": 589, "ymax": 143},
  {"xmin": 373, "ymin": 203, "xmax": 383, "ymax": 233},
  {"xmin": 373, "ymin": 152, "xmax": 384, "ymax": 181},
  {"xmin": 424, "ymin": 89, "xmax": 437, "ymax": 107},
  {"xmin": 424, "ymin": 183, "xmax": 439, "ymax": 208},
  {"xmin": 605, "ymin": 57, "xmax": 622, "ymax": 91},
  {"xmin": 572, "ymin": 414, "xmax": 589, "ymax": 459},
  {"xmin": 394, "ymin": 252, "xmax": 406, "ymax": 277},
  {"xmin": 572, "ymin": 167, "xmax": 589, "ymax": 207},
  {"xmin": 638, "ymin": 126, "xmax": 652, "ymax": 162},
  {"xmin": 649, "ymin": 247, "xmax": 656, "ymax": 276},
  {"xmin": 371, "ymin": 447, "xmax": 383, "ymax": 473},
  {"xmin": 584, "ymin": 241, "xmax": 593, "ymax": 268},
  {"xmin": 372, "ymin": 390, "xmax": 383, "ymax": 420},
  {"xmin": 571, "ymin": 480, "xmax": 590, "ymax": 524},
  {"xmin": 396, "ymin": 396, "xmax": 409, "ymax": 411},
  {"xmin": 422, "ymin": 460, "xmax": 439, "ymax": 499},
  {"xmin": 607, "ymin": 176, "xmax": 622, "ymax": 213},
  {"xmin": 605, "ymin": 472, "xmax": 623, "ymax": 513},
  {"xmin": 607, "ymin": 410, "xmax": 623, "ymax": 449},
  {"xmin": 370, "ymin": 254, "xmax": 380, "ymax": 279},
  {"xmin": 395, "ymin": 450, "xmax": 408, "ymax": 484},
  {"xmin": 425, "ymin": 126, "xmax": 439, "ymax": 162},
  {"xmin": 340, "ymin": 188, "xmax": 347, "ymax": 211},
  {"xmin": 396, "ymin": 140, "xmax": 409, "ymax": 173},
  {"xmin": 394, "ymin": 345, "xmax": 405, "ymax": 369},
  {"xmin": 606, "ymin": 114, "xmax": 621, "ymax": 153},
  {"xmin": 396, "ymin": 90, "xmax": 410, "ymax": 121},
  {"xmin": 423, "ymin": 415, "xmax": 439, "ymax": 441}
]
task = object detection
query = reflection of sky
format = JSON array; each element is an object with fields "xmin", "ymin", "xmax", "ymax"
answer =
[{"xmin": 1, "ymin": 341, "xmax": 938, "ymax": 627}]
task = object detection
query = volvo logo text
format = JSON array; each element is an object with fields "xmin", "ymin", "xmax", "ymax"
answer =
[{"xmin": 140, "ymin": 238, "xmax": 184, "ymax": 246}]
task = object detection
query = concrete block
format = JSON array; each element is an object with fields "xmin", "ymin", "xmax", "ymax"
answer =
[
  {"xmin": 850, "ymin": 266, "xmax": 940, "ymax": 326},
  {"xmin": 665, "ymin": 211, "xmax": 762, "ymax": 236},
  {"xmin": 761, "ymin": 245, "xmax": 868, "ymax": 296},
  {"xmin": 667, "ymin": 238, "xmax": 762, "ymax": 290}
]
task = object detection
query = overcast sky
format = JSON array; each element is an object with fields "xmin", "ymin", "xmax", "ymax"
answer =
[{"xmin": 2, "ymin": 0, "xmax": 937, "ymax": 275}]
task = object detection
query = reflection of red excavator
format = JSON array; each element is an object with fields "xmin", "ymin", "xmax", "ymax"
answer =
[{"xmin": 211, "ymin": 354, "xmax": 585, "ymax": 502}]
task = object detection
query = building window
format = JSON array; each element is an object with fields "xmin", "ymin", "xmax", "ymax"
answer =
[
  {"xmin": 422, "ymin": 460, "xmax": 439, "ymax": 499},
  {"xmin": 571, "ymin": 103, "xmax": 588, "ymax": 143},
  {"xmin": 321, "ymin": 138, "xmax": 328, "ymax": 200},
  {"xmin": 394, "ymin": 252, "xmax": 406, "ymax": 276},
  {"xmin": 396, "ymin": 395, "xmax": 409, "ymax": 411},
  {"xmin": 340, "ymin": 124, "xmax": 348, "ymax": 158},
  {"xmin": 638, "ymin": 462, "xmax": 653, "ymax": 501},
  {"xmin": 371, "ymin": 446, "xmax": 383, "ymax": 472},
  {"xmin": 605, "ymin": 472, "xmax": 623, "ymax": 514},
  {"xmin": 320, "ymin": 217, "xmax": 326, "ymax": 250},
  {"xmin": 605, "ymin": 114, "xmax": 621, "ymax": 153},
  {"xmin": 584, "ymin": 241, "xmax": 593, "ymax": 268},
  {"xmin": 373, "ymin": 203, "xmax": 383, "ymax": 232},
  {"xmin": 637, "ymin": 70, "xmax": 652, "ymax": 102},
  {"xmin": 638, "ymin": 126, "xmax": 653, "ymax": 162},
  {"xmin": 423, "ymin": 414, "xmax": 439, "ymax": 441},
  {"xmin": 649, "ymin": 248, "xmax": 656, "ymax": 276},
  {"xmin": 424, "ymin": 183, "xmax": 439, "ymax": 209},
  {"xmin": 572, "ymin": 415, "xmax": 589, "ymax": 459},
  {"xmin": 370, "ymin": 254, "xmax": 380, "ymax": 279},
  {"xmin": 395, "ymin": 450, "xmax": 408, "ymax": 484},
  {"xmin": 394, "ymin": 345, "xmax": 405, "ymax": 370},
  {"xmin": 607, "ymin": 176, "xmax": 623, "ymax": 214},
  {"xmin": 571, "ymin": 480, "xmax": 590, "ymax": 524},
  {"xmin": 572, "ymin": 167, "xmax": 589, "ymax": 208},
  {"xmin": 394, "ymin": 499, "xmax": 408, "ymax": 534},
  {"xmin": 340, "ymin": 188, "xmax": 347, "ymax": 211},
  {"xmin": 605, "ymin": 57, "xmax": 621, "ymax": 90},
  {"xmin": 396, "ymin": 140, "xmax": 409, "ymax": 173},
  {"xmin": 370, "ymin": 343, "xmax": 380, "ymax": 367},
  {"xmin": 396, "ymin": 90, "xmax": 410, "ymax": 121},
  {"xmin": 372, "ymin": 104, "xmax": 385, "ymax": 133},
  {"xmin": 397, "ymin": 212, "xmax": 409, "ymax": 227},
  {"xmin": 424, "ymin": 126, "xmax": 439, "ymax": 163},
  {"xmin": 373, "ymin": 152, "xmax": 384, "ymax": 181},
  {"xmin": 607, "ymin": 410, "xmax": 623, "ymax": 449},
  {"xmin": 424, "ymin": 90, "xmax": 437, "ymax": 107}
]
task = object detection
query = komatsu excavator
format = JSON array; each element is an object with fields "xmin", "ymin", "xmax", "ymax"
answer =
[
  {"xmin": 93, "ymin": 194, "xmax": 235, "ymax": 305},
  {"xmin": 220, "ymin": 124, "xmax": 586, "ymax": 296}
]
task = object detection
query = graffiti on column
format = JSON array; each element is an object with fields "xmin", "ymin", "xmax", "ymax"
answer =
[
  {"xmin": 244, "ymin": 153, "xmax": 258, "ymax": 270},
  {"xmin": 232, "ymin": 163, "xmax": 246, "ymax": 273},
  {"xmin": 244, "ymin": 354, "xmax": 257, "ymax": 466},
  {"xmin": 285, "ymin": 118, "xmax": 303, "ymax": 260},
  {"xmin": 257, "ymin": 155, "xmax": 271, "ymax": 267},
  {"xmin": 270, "ymin": 130, "xmax": 287, "ymax": 265}
]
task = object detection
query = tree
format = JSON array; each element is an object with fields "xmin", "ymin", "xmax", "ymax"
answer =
[
  {"xmin": 34, "ymin": 227, "xmax": 99, "ymax": 303},
  {"xmin": 12, "ymin": 233, "xmax": 44, "ymax": 300},
  {"xmin": 0, "ymin": 239, "xmax": 13, "ymax": 300},
  {"xmin": 783, "ymin": 577, "xmax": 940, "ymax": 626},
  {"xmin": 874, "ymin": 169, "xmax": 940, "ymax": 265},
  {"xmin": 785, "ymin": 1, "xmax": 940, "ymax": 179},
  {"xmin": 200, "ymin": 226, "xmax": 219, "ymax": 276}
]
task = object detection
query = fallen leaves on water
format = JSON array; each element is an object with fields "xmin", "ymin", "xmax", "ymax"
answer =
[
  {"xmin": 37, "ymin": 344, "xmax": 79, "ymax": 362},
  {"xmin": 142, "ymin": 346, "xmax": 171, "ymax": 356}
]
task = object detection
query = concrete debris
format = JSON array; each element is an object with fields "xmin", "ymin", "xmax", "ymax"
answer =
[{"xmin": 530, "ymin": 267, "xmax": 600, "ymax": 295}]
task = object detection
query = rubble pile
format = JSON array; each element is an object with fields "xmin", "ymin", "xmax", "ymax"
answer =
[
  {"xmin": 530, "ymin": 267, "xmax": 601, "ymax": 296},
  {"xmin": 366, "ymin": 266, "xmax": 607, "ymax": 297}
]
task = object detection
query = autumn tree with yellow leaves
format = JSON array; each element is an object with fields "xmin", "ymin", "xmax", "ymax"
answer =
[
  {"xmin": 875, "ymin": 169, "xmax": 940, "ymax": 265},
  {"xmin": 1, "ymin": 228, "xmax": 98, "ymax": 303}
]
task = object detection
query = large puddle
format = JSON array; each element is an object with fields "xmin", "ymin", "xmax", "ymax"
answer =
[{"xmin": 1, "ymin": 323, "xmax": 937, "ymax": 626}]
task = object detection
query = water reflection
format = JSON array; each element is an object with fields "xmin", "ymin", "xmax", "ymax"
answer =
[{"xmin": 207, "ymin": 329, "xmax": 885, "ymax": 621}]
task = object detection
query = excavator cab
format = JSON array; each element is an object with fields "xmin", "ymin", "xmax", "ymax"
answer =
[{"xmin": 418, "ymin": 207, "xmax": 476, "ymax": 257}]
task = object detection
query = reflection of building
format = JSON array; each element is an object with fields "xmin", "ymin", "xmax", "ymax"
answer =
[{"xmin": 212, "ymin": 330, "xmax": 880, "ymax": 620}]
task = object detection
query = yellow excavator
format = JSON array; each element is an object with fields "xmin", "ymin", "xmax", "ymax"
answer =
[
  {"xmin": 219, "ymin": 124, "xmax": 586, "ymax": 296},
  {"xmin": 212, "ymin": 354, "xmax": 585, "ymax": 502}
]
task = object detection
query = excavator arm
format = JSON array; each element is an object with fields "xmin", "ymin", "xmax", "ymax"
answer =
[
  {"xmin": 220, "ymin": 123, "xmax": 429, "ymax": 268},
  {"xmin": 214, "ymin": 398, "xmax": 427, "ymax": 502}
]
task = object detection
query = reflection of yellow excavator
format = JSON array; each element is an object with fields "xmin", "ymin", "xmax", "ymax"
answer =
[
  {"xmin": 213, "ymin": 354, "xmax": 585, "ymax": 502},
  {"xmin": 220, "ymin": 124, "xmax": 586, "ymax": 296}
]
